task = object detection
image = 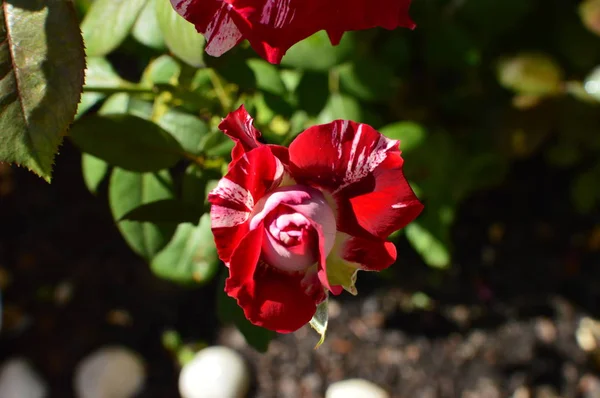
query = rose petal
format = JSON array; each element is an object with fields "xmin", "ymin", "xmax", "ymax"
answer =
[
  {"xmin": 219, "ymin": 105, "xmax": 262, "ymax": 164},
  {"xmin": 225, "ymin": 225, "xmax": 322, "ymax": 333},
  {"xmin": 338, "ymin": 152, "xmax": 424, "ymax": 239},
  {"xmin": 323, "ymin": 232, "xmax": 396, "ymax": 295},
  {"xmin": 261, "ymin": 207, "xmax": 318, "ymax": 272},
  {"xmin": 289, "ymin": 120, "xmax": 423, "ymax": 239},
  {"xmin": 170, "ymin": 0, "xmax": 244, "ymax": 57},
  {"xmin": 289, "ymin": 121, "xmax": 397, "ymax": 192},
  {"xmin": 252, "ymin": 185, "xmax": 340, "ymax": 294},
  {"xmin": 341, "ymin": 235, "xmax": 397, "ymax": 271},
  {"xmin": 209, "ymin": 146, "xmax": 283, "ymax": 265},
  {"xmin": 313, "ymin": 221, "xmax": 344, "ymax": 296},
  {"xmin": 171, "ymin": 0, "xmax": 415, "ymax": 64},
  {"xmin": 219, "ymin": 105, "xmax": 289, "ymax": 166}
]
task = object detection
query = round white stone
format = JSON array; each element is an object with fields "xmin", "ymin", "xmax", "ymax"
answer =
[
  {"xmin": 326, "ymin": 379, "xmax": 389, "ymax": 398},
  {"xmin": 0, "ymin": 358, "xmax": 47, "ymax": 398},
  {"xmin": 74, "ymin": 346, "xmax": 145, "ymax": 398},
  {"xmin": 179, "ymin": 346, "xmax": 250, "ymax": 398}
]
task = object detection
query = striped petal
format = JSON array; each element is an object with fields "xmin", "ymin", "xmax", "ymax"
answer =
[
  {"xmin": 170, "ymin": 0, "xmax": 415, "ymax": 64},
  {"xmin": 289, "ymin": 120, "xmax": 423, "ymax": 240},
  {"xmin": 208, "ymin": 145, "xmax": 283, "ymax": 265}
]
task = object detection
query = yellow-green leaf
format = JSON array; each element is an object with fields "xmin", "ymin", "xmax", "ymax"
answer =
[
  {"xmin": 155, "ymin": 0, "xmax": 205, "ymax": 67},
  {"xmin": 309, "ymin": 299, "xmax": 329, "ymax": 348},
  {"xmin": 325, "ymin": 233, "xmax": 360, "ymax": 295},
  {"xmin": 81, "ymin": 0, "xmax": 148, "ymax": 56}
]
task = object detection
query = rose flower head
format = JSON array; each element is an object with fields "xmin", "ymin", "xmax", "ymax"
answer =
[
  {"xmin": 170, "ymin": 0, "xmax": 416, "ymax": 64},
  {"xmin": 208, "ymin": 106, "xmax": 424, "ymax": 333}
]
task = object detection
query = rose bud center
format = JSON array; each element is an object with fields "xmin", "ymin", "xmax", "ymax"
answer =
[{"xmin": 249, "ymin": 185, "xmax": 336, "ymax": 273}]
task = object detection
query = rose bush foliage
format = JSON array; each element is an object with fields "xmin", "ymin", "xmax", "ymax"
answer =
[
  {"xmin": 209, "ymin": 106, "xmax": 423, "ymax": 332},
  {"xmin": 170, "ymin": 0, "xmax": 415, "ymax": 63}
]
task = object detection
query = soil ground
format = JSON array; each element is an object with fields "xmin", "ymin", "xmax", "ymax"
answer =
[{"xmin": 1, "ymin": 142, "xmax": 600, "ymax": 398}]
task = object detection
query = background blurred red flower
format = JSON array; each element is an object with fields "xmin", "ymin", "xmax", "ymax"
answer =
[
  {"xmin": 170, "ymin": 0, "xmax": 415, "ymax": 63},
  {"xmin": 208, "ymin": 106, "xmax": 423, "ymax": 332}
]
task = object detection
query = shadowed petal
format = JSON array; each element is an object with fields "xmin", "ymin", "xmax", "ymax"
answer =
[
  {"xmin": 342, "ymin": 235, "xmax": 397, "ymax": 271},
  {"xmin": 225, "ymin": 225, "xmax": 323, "ymax": 333}
]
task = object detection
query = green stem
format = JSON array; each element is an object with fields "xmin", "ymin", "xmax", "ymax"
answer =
[
  {"xmin": 207, "ymin": 69, "xmax": 231, "ymax": 112},
  {"xmin": 328, "ymin": 68, "xmax": 340, "ymax": 94},
  {"xmin": 82, "ymin": 86, "xmax": 157, "ymax": 95}
]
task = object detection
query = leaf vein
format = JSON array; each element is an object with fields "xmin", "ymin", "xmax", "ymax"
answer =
[{"xmin": 2, "ymin": 1, "xmax": 29, "ymax": 130}]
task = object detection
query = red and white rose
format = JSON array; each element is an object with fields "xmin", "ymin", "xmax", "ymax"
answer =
[
  {"xmin": 208, "ymin": 106, "xmax": 423, "ymax": 333},
  {"xmin": 170, "ymin": 0, "xmax": 415, "ymax": 64}
]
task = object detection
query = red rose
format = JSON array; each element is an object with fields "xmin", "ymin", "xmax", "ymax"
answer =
[
  {"xmin": 170, "ymin": 0, "xmax": 415, "ymax": 64},
  {"xmin": 208, "ymin": 106, "xmax": 423, "ymax": 333}
]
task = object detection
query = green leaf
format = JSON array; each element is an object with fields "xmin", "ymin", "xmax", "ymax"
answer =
[
  {"xmin": 151, "ymin": 214, "xmax": 218, "ymax": 284},
  {"xmin": 281, "ymin": 31, "xmax": 355, "ymax": 71},
  {"xmin": 247, "ymin": 59, "xmax": 287, "ymax": 96},
  {"xmin": 99, "ymin": 93, "xmax": 154, "ymax": 118},
  {"xmin": 77, "ymin": 57, "xmax": 128, "ymax": 119},
  {"xmin": 0, "ymin": 1, "xmax": 85, "ymax": 182},
  {"xmin": 132, "ymin": 0, "xmax": 166, "ymax": 50},
  {"xmin": 181, "ymin": 164, "xmax": 219, "ymax": 211},
  {"xmin": 251, "ymin": 92, "xmax": 277, "ymax": 127},
  {"xmin": 338, "ymin": 60, "xmax": 397, "ymax": 103},
  {"xmin": 79, "ymin": 94, "xmax": 152, "ymax": 193},
  {"xmin": 120, "ymin": 199, "xmax": 203, "ymax": 224},
  {"xmin": 325, "ymin": 234, "xmax": 360, "ymax": 295},
  {"xmin": 280, "ymin": 70, "xmax": 302, "ymax": 93},
  {"xmin": 205, "ymin": 49, "xmax": 256, "ymax": 90},
  {"xmin": 379, "ymin": 122, "xmax": 427, "ymax": 153},
  {"xmin": 204, "ymin": 136, "xmax": 235, "ymax": 157},
  {"xmin": 155, "ymin": 0, "xmax": 205, "ymax": 67},
  {"xmin": 81, "ymin": 153, "xmax": 109, "ymax": 194},
  {"xmin": 80, "ymin": 91, "xmax": 149, "ymax": 195},
  {"xmin": 109, "ymin": 168, "xmax": 176, "ymax": 259},
  {"xmin": 217, "ymin": 273, "xmax": 275, "ymax": 353},
  {"xmin": 69, "ymin": 114, "xmax": 183, "ymax": 172},
  {"xmin": 75, "ymin": 0, "xmax": 94, "ymax": 15},
  {"xmin": 318, "ymin": 93, "xmax": 362, "ymax": 124},
  {"xmin": 84, "ymin": 57, "xmax": 127, "ymax": 88},
  {"xmin": 309, "ymin": 299, "xmax": 329, "ymax": 348},
  {"xmin": 141, "ymin": 55, "xmax": 181, "ymax": 86},
  {"xmin": 81, "ymin": 0, "xmax": 148, "ymax": 57},
  {"xmin": 76, "ymin": 92, "xmax": 104, "ymax": 120},
  {"xmin": 157, "ymin": 109, "xmax": 208, "ymax": 155},
  {"xmin": 182, "ymin": 164, "xmax": 207, "ymax": 204},
  {"xmin": 295, "ymin": 71, "xmax": 329, "ymax": 116},
  {"xmin": 405, "ymin": 222, "xmax": 450, "ymax": 269}
]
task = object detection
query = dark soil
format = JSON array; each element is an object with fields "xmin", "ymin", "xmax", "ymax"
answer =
[{"xmin": 1, "ymin": 142, "xmax": 600, "ymax": 398}]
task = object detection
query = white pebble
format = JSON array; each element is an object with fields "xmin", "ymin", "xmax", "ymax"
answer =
[
  {"xmin": 0, "ymin": 358, "xmax": 47, "ymax": 398},
  {"xmin": 326, "ymin": 379, "xmax": 389, "ymax": 398},
  {"xmin": 74, "ymin": 346, "xmax": 145, "ymax": 398},
  {"xmin": 179, "ymin": 346, "xmax": 250, "ymax": 398}
]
